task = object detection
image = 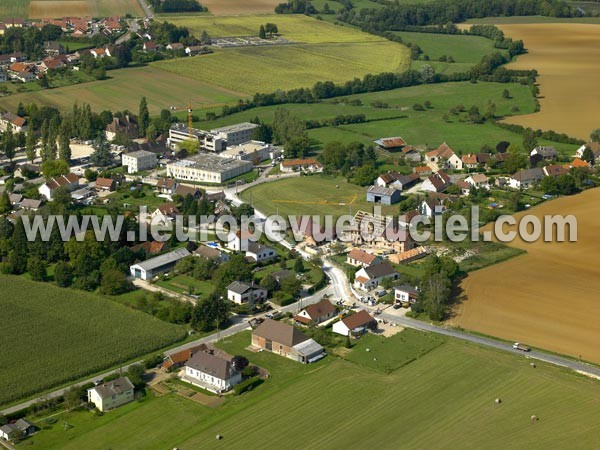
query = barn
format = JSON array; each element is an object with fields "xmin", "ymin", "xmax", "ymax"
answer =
[{"xmin": 366, "ymin": 185, "xmax": 401, "ymax": 205}]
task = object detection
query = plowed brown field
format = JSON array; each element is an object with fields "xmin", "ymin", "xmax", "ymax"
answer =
[
  {"xmin": 497, "ymin": 23, "xmax": 600, "ymax": 140},
  {"xmin": 453, "ymin": 188, "xmax": 600, "ymax": 363}
]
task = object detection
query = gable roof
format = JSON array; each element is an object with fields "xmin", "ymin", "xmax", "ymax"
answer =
[
  {"xmin": 134, "ymin": 248, "xmax": 190, "ymax": 271},
  {"xmin": 194, "ymin": 244, "xmax": 222, "ymax": 260},
  {"xmin": 186, "ymin": 350, "xmax": 236, "ymax": 380},
  {"xmin": 227, "ymin": 280, "xmax": 258, "ymax": 295},
  {"xmin": 281, "ymin": 158, "xmax": 320, "ymax": 168},
  {"xmin": 364, "ymin": 261, "xmax": 397, "ymax": 279},
  {"xmin": 303, "ymin": 299, "xmax": 337, "ymax": 320},
  {"xmin": 512, "ymin": 167, "xmax": 544, "ymax": 183},
  {"xmin": 91, "ymin": 377, "xmax": 134, "ymax": 399},
  {"xmin": 95, "ymin": 177, "xmax": 115, "ymax": 189},
  {"xmin": 348, "ymin": 248, "xmax": 379, "ymax": 265},
  {"xmin": 374, "ymin": 137, "xmax": 407, "ymax": 148},
  {"xmin": 252, "ymin": 319, "xmax": 309, "ymax": 347},
  {"xmin": 341, "ymin": 310, "xmax": 374, "ymax": 330}
]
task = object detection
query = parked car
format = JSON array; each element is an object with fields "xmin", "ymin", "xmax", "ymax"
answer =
[
  {"xmin": 393, "ymin": 303, "xmax": 402, "ymax": 310},
  {"xmin": 513, "ymin": 342, "xmax": 531, "ymax": 352}
]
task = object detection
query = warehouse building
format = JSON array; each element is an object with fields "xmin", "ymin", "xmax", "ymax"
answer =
[
  {"xmin": 129, "ymin": 248, "xmax": 190, "ymax": 281},
  {"xmin": 166, "ymin": 153, "xmax": 252, "ymax": 184}
]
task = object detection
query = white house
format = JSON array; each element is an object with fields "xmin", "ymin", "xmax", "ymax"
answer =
[
  {"xmin": 227, "ymin": 230, "xmax": 253, "ymax": 251},
  {"xmin": 576, "ymin": 142, "xmax": 600, "ymax": 160},
  {"xmin": 183, "ymin": 350, "xmax": 242, "ymax": 393},
  {"xmin": 508, "ymin": 168, "xmax": 544, "ymax": 189},
  {"xmin": 332, "ymin": 310, "xmax": 375, "ymax": 337},
  {"xmin": 347, "ymin": 248, "xmax": 381, "ymax": 267},
  {"xmin": 294, "ymin": 298, "xmax": 337, "ymax": 325},
  {"xmin": 246, "ymin": 242, "xmax": 276, "ymax": 262},
  {"xmin": 0, "ymin": 419, "xmax": 35, "ymax": 441},
  {"xmin": 354, "ymin": 261, "xmax": 399, "ymax": 290},
  {"xmin": 421, "ymin": 171, "xmax": 451, "ymax": 193},
  {"xmin": 394, "ymin": 285, "xmax": 419, "ymax": 305},
  {"xmin": 227, "ymin": 281, "xmax": 267, "ymax": 304},
  {"xmin": 122, "ymin": 150, "xmax": 157, "ymax": 174},
  {"xmin": 419, "ymin": 198, "xmax": 447, "ymax": 217},
  {"xmin": 0, "ymin": 112, "xmax": 26, "ymax": 133},
  {"xmin": 38, "ymin": 173, "xmax": 80, "ymax": 200},
  {"xmin": 464, "ymin": 173, "xmax": 490, "ymax": 190},
  {"xmin": 87, "ymin": 377, "xmax": 134, "ymax": 412}
]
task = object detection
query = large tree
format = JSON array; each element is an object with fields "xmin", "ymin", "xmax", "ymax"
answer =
[
  {"xmin": 25, "ymin": 127, "xmax": 37, "ymax": 163},
  {"xmin": 138, "ymin": 97, "xmax": 150, "ymax": 137}
]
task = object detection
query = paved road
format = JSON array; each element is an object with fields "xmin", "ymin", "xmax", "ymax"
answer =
[
  {"xmin": 136, "ymin": 0, "xmax": 153, "ymax": 19},
  {"xmin": 0, "ymin": 286, "xmax": 331, "ymax": 416}
]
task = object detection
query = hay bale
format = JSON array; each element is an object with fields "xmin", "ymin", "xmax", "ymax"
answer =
[
  {"xmin": 495, "ymin": 398, "xmax": 502, "ymax": 404},
  {"xmin": 531, "ymin": 415, "xmax": 538, "ymax": 422},
  {"xmin": 530, "ymin": 363, "xmax": 536, "ymax": 368},
  {"xmin": 216, "ymin": 434, "xmax": 223, "ymax": 440}
]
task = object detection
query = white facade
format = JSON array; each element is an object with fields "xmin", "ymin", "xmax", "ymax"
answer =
[
  {"xmin": 332, "ymin": 320, "xmax": 351, "ymax": 336},
  {"xmin": 211, "ymin": 122, "xmax": 258, "ymax": 146},
  {"xmin": 87, "ymin": 378, "xmax": 134, "ymax": 412},
  {"xmin": 168, "ymin": 124, "xmax": 225, "ymax": 152},
  {"xmin": 184, "ymin": 366, "xmax": 242, "ymax": 393},
  {"xmin": 122, "ymin": 151, "xmax": 157, "ymax": 174},
  {"xmin": 227, "ymin": 284, "xmax": 268, "ymax": 304},
  {"xmin": 166, "ymin": 154, "xmax": 252, "ymax": 184}
]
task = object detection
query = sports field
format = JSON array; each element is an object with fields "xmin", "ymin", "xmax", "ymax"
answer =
[
  {"xmin": 23, "ymin": 331, "xmax": 600, "ymax": 449},
  {"xmin": 494, "ymin": 23, "xmax": 600, "ymax": 140},
  {"xmin": 0, "ymin": 275, "xmax": 186, "ymax": 406},
  {"xmin": 25, "ymin": 0, "xmax": 142, "ymax": 19},
  {"xmin": 454, "ymin": 187, "xmax": 600, "ymax": 364},
  {"xmin": 0, "ymin": 66, "xmax": 244, "ymax": 114},
  {"xmin": 240, "ymin": 175, "xmax": 397, "ymax": 219}
]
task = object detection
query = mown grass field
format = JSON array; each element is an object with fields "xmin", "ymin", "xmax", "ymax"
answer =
[
  {"xmin": 0, "ymin": 275, "xmax": 186, "ymax": 407},
  {"xmin": 159, "ymin": 14, "xmax": 385, "ymax": 43},
  {"xmin": 23, "ymin": 330, "xmax": 600, "ymax": 449},
  {"xmin": 25, "ymin": 0, "xmax": 142, "ymax": 19},
  {"xmin": 241, "ymin": 175, "xmax": 397, "ymax": 219},
  {"xmin": 154, "ymin": 41, "xmax": 408, "ymax": 95},
  {"xmin": 1, "ymin": 66, "xmax": 244, "ymax": 114}
]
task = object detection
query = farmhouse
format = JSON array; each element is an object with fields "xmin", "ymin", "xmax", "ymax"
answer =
[
  {"xmin": 129, "ymin": 248, "xmax": 191, "ymax": 280},
  {"xmin": 426, "ymin": 142, "xmax": 463, "ymax": 170},
  {"xmin": 294, "ymin": 298, "xmax": 337, "ymax": 325},
  {"xmin": 375, "ymin": 171, "xmax": 419, "ymax": 190},
  {"xmin": 122, "ymin": 150, "xmax": 157, "ymax": 174},
  {"xmin": 354, "ymin": 261, "xmax": 399, "ymax": 290},
  {"xmin": 0, "ymin": 419, "xmax": 36, "ymax": 441},
  {"xmin": 167, "ymin": 123, "xmax": 225, "ymax": 152},
  {"xmin": 251, "ymin": 319, "xmax": 325, "ymax": 364},
  {"xmin": 280, "ymin": 158, "xmax": 323, "ymax": 173},
  {"xmin": 211, "ymin": 122, "xmax": 258, "ymax": 146},
  {"xmin": 366, "ymin": 185, "xmax": 401, "ymax": 205},
  {"xmin": 38, "ymin": 173, "xmax": 80, "ymax": 200},
  {"xmin": 167, "ymin": 153, "xmax": 252, "ymax": 184},
  {"xmin": 530, "ymin": 146, "xmax": 557, "ymax": 160},
  {"xmin": 373, "ymin": 136, "xmax": 407, "ymax": 151},
  {"xmin": 0, "ymin": 112, "xmax": 27, "ymax": 133},
  {"xmin": 394, "ymin": 285, "xmax": 419, "ymax": 305},
  {"xmin": 508, "ymin": 168, "xmax": 544, "ymax": 189},
  {"xmin": 332, "ymin": 310, "xmax": 375, "ymax": 337},
  {"xmin": 87, "ymin": 377, "xmax": 134, "ymax": 412},
  {"xmin": 183, "ymin": 349, "xmax": 242, "ymax": 393},
  {"xmin": 246, "ymin": 242, "xmax": 276, "ymax": 262},
  {"xmin": 461, "ymin": 153, "xmax": 480, "ymax": 169},
  {"xmin": 421, "ymin": 171, "xmax": 451, "ymax": 193},
  {"xmin": 347, "ymin": 248, "xmax": 382, "ymax": 267},
  {"xmin": 227, "ymin": 281, "xmax": 268, "ymax": 304}
]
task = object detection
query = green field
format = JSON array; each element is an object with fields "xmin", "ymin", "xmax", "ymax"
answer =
[
  {"xmin": 196, "ymin": 81, "xmax": 573, "ymax": 153},
  {"xmin": 156, "ymin": 274, "xmax": 215, "ymax": 297},
  {"xmin": 0, "ymin": 0, "xmax": 28, "ymax": 18},
  {"xmin": 394, "ymin": 30, "xmax": 503, "ymax": 74},
  {"xmin": 23, "ymin": 330, "xmax": 600, "ymax": 449},
  {"xmin": 1, "ymin": 66, "xmax": 244, "ymax": 114},
  {"xmin": 0, "ymin": 275, "xmax": 186, "ymax": 406},
  {"xmin": 153, "ymin": 40, "xmax": 409, "ymax": 95},
  {"xmin": 159, "ymin": 14, "xmax": 386, "ymax": 43},
  {"xmin": 241, "ymin": 175, "xmax": 398, "ymax": 219}
]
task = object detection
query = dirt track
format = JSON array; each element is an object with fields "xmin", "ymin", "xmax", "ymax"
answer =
[
  {"xmin": 453, "ymin": 188, "xmax": 600, "ymax": 363},
  {"xmin": 498, "ymin": 23, "xmax": 600, "ymax": 140}
]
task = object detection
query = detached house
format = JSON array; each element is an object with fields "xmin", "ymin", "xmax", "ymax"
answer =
[
  {"xmin": 394, "ymin": 285, "xmax": 419, "ymax": 305},
  {"xmin": 426, "ymin": 142, "xmax": 463, "ymax": 170},
  {"xmin": 183, "ymin": 349, "xmax": 242, "ymax": 394},
  {"xmin": 576, "ymin": 142, "xmax": 600, "ymax": 162},
  {"xmin": 87, "ymin": 377, "xmax": 134, "ymax": 412},
  {"xmin": 464, "ymin": 173, "xmax": 490, "ymax": 190},
  {"xmin": 0, "ymin": 419, "xmax": 36, "ymax": 441},
  {"xmin": 0, "ymin": 112, "xmax": 27, "ymax": 133},
  {"xmin": 294, "ymin": 298, "xmax": 337, "ymax": 325},
  {"xmin": 421, "ymin": 171, "xmax": 451, "ymax": 193},
  {"xmin": 105, "ymin": 115, "xmax": 138, "ymax": 141},
  {"xmin": 38, "ymin": 173, "xmax": 80, "ymax": 200},
  {"xmin": 332, "ymin": 310, "xmax": 375, "ymax": 337},
  {"xmin": 95, "ymin": 177, "xmax": 117, "ymax": 192},
  {"xmin": 419, "ymin": 198, "xmax": 447, "ymax": 217},
  {"xmin": 509, "ymin": 168, "xmax": 544, "ymax": 189},
  {"xmin": 251, "ymin": 319, "xmax": 325, "ymax": 364},
  {"xmin": 156, "ymin": 177, "xmax": 178, "ymax": 195},
  {"xmin": 354, "ymin": 261, "xmax": 399, "ymax": 290},
  {"xmin": 375, "ymin": 172, "xmax": 419, "ymax": 190},
  {"xmin": 347, "ymin": 248, "xmax": 381, "ymax": 267},
  {"xmin": 227, "ymin": 281, "xmax": 267, "ymax": 304},
  {"xmin": 543, "ymin": 164, "xmax": 569, "ymax": 178},
  {"xmin": 246, "ymin": 242, "xmax": 276, "ymax": 262}
]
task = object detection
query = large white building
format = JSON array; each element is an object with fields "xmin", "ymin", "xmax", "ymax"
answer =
[
  {"xmin": 130, "ymin": 248, "xmax": 190, "ymax": 280},
  {"xmin": 87, "ymin": 377, "xmax": 134, "ymax": 412},
  {"xmin": 210, "ymin": 122, "xmax": 258, "ymax": 146},
  {"xmin": 166, "ymin": 153, "xmax": 252, "ymax": 184},
  {"xmin": 167, "ymin": 123, "xmax": 226, "ymax": 152},
  {"xmin": 218, "ymin": 141, "xmax": 281, "ymax": 164},
  {"xmin": 122, "ymin": 150, "xmax": 157, "ymax": 174},
  {"xmin": 183, "ymin": 350, "xmax": 242, "ymax": 394}
]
